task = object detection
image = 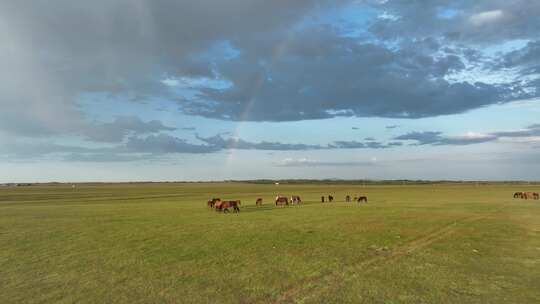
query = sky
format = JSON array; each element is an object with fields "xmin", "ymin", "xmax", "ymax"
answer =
[{"xmin": 1, "ymin": 0, "xmax": 540, "ymax": 182}]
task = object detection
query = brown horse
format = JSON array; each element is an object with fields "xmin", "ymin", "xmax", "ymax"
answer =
[
  {"xmin": 216, "ymin": 200, "xmax": 241, "ymax": 213},
  {"xmin": 207, "ymin": 198, "xmax": 221, "ymax": 208},
  {"xmin": 328, "ymin": 195, "xmax": 334, "ymax": 202},
  {"xmin": 513, "ymin": 192, "xmax": 523, "ymax": 199},
  {"xmin": 291, "ymin": 195, "xmax": 301, "ymax": 204},
  {"xmin": 256, "ymin": 198, "xmax": 263, "ymax": 206},
  {"xmin": 321, "ymin": 196, "xmax": 325, "ymax": 203},
  {"xmin": 275, "ymin": 196, "xmax": 289, "ymax": 206},
  {"xmin": 523, "ymin": 192, "xmax": 534, "ymax": 199},
  {"xmin": 534, "ymin": 193, "xmax": 539, "ymax": 200},
  {"xmin": 345, "ymin": 195, "xmax": 351, "ymax": 202},
  {"xmin": 357, "ymin": 196, "xmax": 368, "ymax": 203}
]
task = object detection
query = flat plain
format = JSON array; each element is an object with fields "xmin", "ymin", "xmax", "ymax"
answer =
[{"xmin": 1, "ymin": 182, "xmax": 539, "ymax": 303}]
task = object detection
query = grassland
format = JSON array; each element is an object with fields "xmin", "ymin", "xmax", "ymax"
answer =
[{"xmin": 1, "ymin": 182, "xmax": 539, "ymax": 303}]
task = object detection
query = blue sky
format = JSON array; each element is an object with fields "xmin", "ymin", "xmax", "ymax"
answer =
[{"xmin": 1, "ymin": 0, "xmax": 540, "ymax": 182}]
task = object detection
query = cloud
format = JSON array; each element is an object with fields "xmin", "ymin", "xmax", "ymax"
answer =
[
  {"xmin": 196, "ymin": 134, "xmax": 324, "ymax": 151},
  {"xmin": 276, "ymin": 158, "xmax": 378, "ymax": 167},
  {"xmin": 491, "ymin": 124, "xmax": 540, "ymax": 139},
  {"xmin": 84, "ymin": 116, "xmax": 176, "ymax": 142},
  {"xmin": 368, "ymin": 1, "xmax": 540, "ymax": 43},
  {"xmin": 63, "ymin": 153, "xmax": 155, "ymax": 162},
  {"xmin": 124, "ymin": 134, "xmax": 219, "ymax": 154},
  {"xmin": 502, "ymin": 40, "xmax": 540, "ymax": 75},
  {"xmin": 120, "ymin": 133, "xmax": 400, "ymax": 155},
  {"xmin": 394, "ymin": 131, "xmax": 497, "ymax": 146},
  {"xmin": 1, "ymin": 0, "xmax": 538, "ymax": 140},
  {"xmin": 191, "ymin": 30, "xmax": 510, "ymax": 121},
  {"xmin": 469, "ymin": 10, "xmax": 504, "ymax": 26},
  {"xmin": 395, "ymin": 124, "xmax": 540, "ymax": 146},
  {"xmin": 0, "ymin": 1, "xmax": 336, "ymax": 137}
]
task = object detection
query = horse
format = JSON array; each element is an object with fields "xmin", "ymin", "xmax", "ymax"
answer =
[
  {"xmin": 534, "ymin": 193, "xmax": 539, "ymax": 200},
  {"xmin": 345, "ymin": 195, "xmax": 351, "ymax": 202},
  {"xmin": 357, "ymin": 196, "xmax": 368, "ymax": 203},
  {"xmin": 256, "ymin": 198, "xmax": 263, "ymax": 206},
  {"xmin": 216, "ymin": 200, "xmax": 241, "ymax": 213},
  {"xmin": 207, "ymin": 198, "xmax": 220, "ymax": 208},
  {"xmin": 513, "ymin": 192, "xmax": 523, "ymax": 199},
  {"xmin": 328, "ymin": 195, "xmax": 334, "ymax": 202},
  {"xmin": 275, "ymin": 196, "xmax": 289, "ymax": 206},
  {"xmin": 291, "ymin": 195, "xmax": 301, "ymax": 204},
  {"xmin": 523, "ymin": 192, "xmax": 536, "ymax": 200},
  {"xmin": 321, "ymin": 196, "xmax": 325, "ymax": 203}
]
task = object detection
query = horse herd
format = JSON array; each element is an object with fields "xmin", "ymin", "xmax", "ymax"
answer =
[
  {"xmin": 207, "ymin": 194, "xmax": 370, "ymax": 213},
  {"xmin": 513, "ymin": 191, "xmax": 539, "ymax": 200}
]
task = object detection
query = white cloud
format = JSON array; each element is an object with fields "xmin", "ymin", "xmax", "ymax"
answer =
[{"xmin": 469, "ymin": 10, "xmax": 504, "ymax": 26}]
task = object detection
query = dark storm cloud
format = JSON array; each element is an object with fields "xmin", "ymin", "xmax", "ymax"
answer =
[
  {"xmin": 502, "ymin": 40, "xmax": 540, "ymax": 81},
  {"xmin": 0, "ymin": 0, "xmax": 338, "ymax": 136},
  {"xmin": 192, "ymin": 28, "xmax": 509, "ymax": 121},
  {"xmin": 1, "ymin": 0, "xmax": 539, "ymax": 142}
]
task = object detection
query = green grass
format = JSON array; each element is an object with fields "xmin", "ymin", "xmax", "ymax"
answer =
[{"xmin": 1, "ymin": 183, "xmax": 539, "ymax": 303}]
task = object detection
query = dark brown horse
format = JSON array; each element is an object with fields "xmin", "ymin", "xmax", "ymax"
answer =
[
  {"xmin": 256, "ymin": 198, "xmax": 263, "ymax": 206},
  {"xmin": 328, "ymin": 195, "xmax": 334, "ymax": 202},
  {"xmin": 513, "ymin": 192, "xmax": 523, "ymax": 199},
  {"xmin": 216, "ymin": 200, "xmax": 241, "ymax": 213},
  {"xmin": 275, "ymin": 196, "xmax": 289, "ymax": 206},
  {"xmin": 291, "ymin": 195, "xmax": 301, "ymax": 204},
  {"xmin": 321, "ymin": 196, "xmax": 325, "ymax": 203},
  {"xmin": 345, "ymin": 195, "xmax": 351, "ymax": 202},
  {"xmin": 357, "ymin": 196, "xmax": 368, "ymax": 203}
]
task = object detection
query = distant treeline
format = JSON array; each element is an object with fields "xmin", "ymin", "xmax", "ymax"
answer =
[
  {"xmin": 2, "ymin": 180, "xmax": 540, "ymax": 186},
  {"xmin": 236, "ymin": 179, "xmax": 540, "ymax": 185}
]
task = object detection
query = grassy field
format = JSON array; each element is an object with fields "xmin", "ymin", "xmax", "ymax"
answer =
[{"xmin": 1, "ymin": 182, "xmax": 539, "ymax": 303}]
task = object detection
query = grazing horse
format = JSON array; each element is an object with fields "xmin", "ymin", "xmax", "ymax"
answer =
[
  {"xmin": 216, "ymin": 200, "xmax": 241, "ymax": 213},
  {"xmin": 345, "ymin": 195, "xmax": 351, "ymax": 202},
  {"xmin": 291, "ymin": 195, "xmax": 301, "ymax": 204},
  {"xmin": 513, "ymin": 192, "xmax": 523, "ymax": 199},
  {"xmin": 358, "ymin": 196, "xmax": 368, "ymax": 203},
  {"xmin": 534, "ymin": 193, "xmax": 539, "ymax": 200},
  {"xmin": 207, "ymin": 198, "xmax": 221, "ymax": 208},
  {"xmin": 256, "ymin": 198, "xmax": 263, "ymax": 206},
  {"xmin": 523, "ymin": 192, "xmax": 536, "ymax": 200},
  {"xmin": 328, "ymin": 195, "xmax": 334, "ymax": 202},
  {"xmin": 321, "ymin": 196, "xmax": 325, "ymax": 203},
  {"xmin": 275, "ymin": 196, "xmax": 289, "ymax": 206}
]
